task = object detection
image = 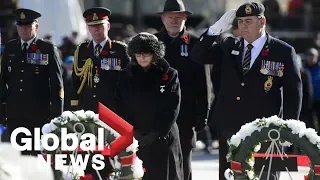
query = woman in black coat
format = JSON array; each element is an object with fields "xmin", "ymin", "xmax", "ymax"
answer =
[{"xmin": 114, "ymin": 32, "xmax": 184, "ymax": 180}]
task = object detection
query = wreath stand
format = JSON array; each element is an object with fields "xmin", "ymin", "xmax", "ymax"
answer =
[{"xmin": 225, "ymin": 116, "xmax": 320, "ymax": 180}]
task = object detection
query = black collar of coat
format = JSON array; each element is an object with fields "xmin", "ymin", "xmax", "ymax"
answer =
[
  {"xmin": 125, "ymin": 58, "xmax": 170, "ymax": 78},
  {"xmin": 159, "ymin": 26, "xmax": 189, "ymax": 44}
]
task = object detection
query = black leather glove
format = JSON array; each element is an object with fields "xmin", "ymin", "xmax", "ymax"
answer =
[
  {"xmin": 139, "ymin": 132, "xmax": 159, "ymax": 148},
  {"xmin": 195, "ymin": 119, "xmax": 207, "ymax": 132}
]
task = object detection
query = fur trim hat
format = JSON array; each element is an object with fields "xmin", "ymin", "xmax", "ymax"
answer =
[{"xmin": 127, "ymin": 32, "xmax": 165, "ymax": 60}]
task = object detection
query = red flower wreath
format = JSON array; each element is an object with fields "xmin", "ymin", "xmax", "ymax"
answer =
[
  {"xmin": 80, "ymin": 174, "xmax": 94, "ymax": 180},
  {"xmin": 183, "ymin": 36, "xmax": 189, "ymax": 43},
  {"xmin": 261, "ymin": 49, "xmax": 269, "ymax": 56},
  {"xmin": 101, "ymin": 49, "xmax": 108, "ymax": 56},
  {"xmin": 30, "ymin": 44, "xmax": 37, "ymax": 51},
  {"xmin": 162, "ymin": 74, "xmax": 168, "ymax": 81}
]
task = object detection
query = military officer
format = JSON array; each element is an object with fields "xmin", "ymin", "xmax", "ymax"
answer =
[
  {"xmin": 0, "ymin": 8, "xmax": 64, "ymax": 155},
  {"xmin": 155, "ymin": 0, "xmax": 209, "ymax": 179},
  {"xmin": 71, "ymin": 7, "xmax": 130, "ymax": 112},
  {"xmin": 190, "ymin": 2, "xmax": 302, "ymax": 179},
  {"xmin": 71, "ymin": 7, "xmax": 130, "ymax": 179}
]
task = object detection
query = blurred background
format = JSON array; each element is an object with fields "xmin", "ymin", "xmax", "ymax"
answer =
[{"xmin": 1, "ymin": 0, "xmax": 320, "ymax": 179}]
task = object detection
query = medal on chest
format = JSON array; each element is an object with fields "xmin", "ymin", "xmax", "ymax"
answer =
[
  {"xmin": 180, "ymin": 44, "xmax": 188, "ymax": 57},
  {"xmin": 264, "ymin": 76, "xmax": 273, "ymax": 92},
  {"xmin": 94, "ymin": 66, "xmax": 100, "ymax": 83}
]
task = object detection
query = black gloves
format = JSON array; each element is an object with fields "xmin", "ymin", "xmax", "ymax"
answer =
[{"xmin": 137, "ymin": 131, "xmax": 159, "ymax": 148}]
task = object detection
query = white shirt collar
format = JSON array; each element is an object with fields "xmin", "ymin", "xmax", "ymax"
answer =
[
  {"xmin": 92, "ymin": 38, "xmax": 108, "ymax": 49},
  {"xmin": 21, "ymin": 36, "xmax": 36, "ymax": 49},
  {"xmin": 243, "ymin": 32, "xmax": 267, "ymax": 49}
]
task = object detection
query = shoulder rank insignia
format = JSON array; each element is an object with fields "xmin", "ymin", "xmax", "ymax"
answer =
[{"xmin": 113, "ymin": 40, "xmax": 127, "ymax": 47}]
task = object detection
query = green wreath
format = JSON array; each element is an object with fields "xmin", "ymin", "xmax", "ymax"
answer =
[{"xmin": 224, "ymin": 116, "xmax": 320, "ymax": 180}]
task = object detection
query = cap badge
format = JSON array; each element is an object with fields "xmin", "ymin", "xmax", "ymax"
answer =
[
  {"xmin": 92, "ymin": 13, "xmax": 98, "ymax": 20},
  {"xmin": 245, "ymin": 5, "xmax": 252, "ymax": 15},
  {"xmin": 20, "ymin": 12, "xmax": 26, "ymax": 20}
]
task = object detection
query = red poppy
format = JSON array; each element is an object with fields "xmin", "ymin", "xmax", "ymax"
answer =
[
  {"xmin": 31, "ymin": 44, "xmax": 37, "ymax": 51},
  {"xmin": 162, "ymin": 74, "xmax": 168, "ymax": 81},
  {"xmin": 101, "ymin": 49, "xmax": 108, "ymax": 56},
  {"xmin": 261, "ymin": 49, "xmax": 269, "ymax": 56},
  {"xmin": 304, "ymin": 175, "xmax": 308, "ymax": 180},
  {"xmin": 80, "ymin": 174, "xmax": 94, "ymax": 180},
  {"xmin": 183, "ymin": 36, "xmax": 189, "ymax": 43}
]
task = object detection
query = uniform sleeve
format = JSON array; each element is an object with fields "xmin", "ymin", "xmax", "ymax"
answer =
[
  {"xmin": 190, "ymin": 30, "xmax": 224, "ymax": 65},
  {"xmin": 155, "ymin": 70, "xmax": 181, "ymax": 137},
  {"xmin": 282, "ymin": 47, "xmax": 302, "ymax": 120},
  {"xmin": 0, "ymin": 47, "xmax": 8, "ymax": 123},
  {"xmin": 194, "ymin": 64, "xmax": 209, "ymax": 125},
  {"xmin": 70, "ymin": 45, "xmax": 81, "ymax": 110},
  {"xmin": 49, "ymin": 45, "xmax": 64, "ymax": 119}
]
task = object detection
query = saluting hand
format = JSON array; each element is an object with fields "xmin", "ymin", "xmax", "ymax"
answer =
[{"xmin": 209, "ymin": 9, "xmax": 236, "ymax": 35}]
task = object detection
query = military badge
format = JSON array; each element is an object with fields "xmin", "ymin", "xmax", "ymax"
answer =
[
  {"xmin": 264, "ymin": 76, "xmax": 273, "ymax": 92},
  {"xmin": 245, "ymin": 5, "xmax": 252, "ymax": 15},
  {"xmin": 20, "ymin": 12, "xmax": 26, "ymax": 20},
  {"xmin": 160, "ymin": 85, "xmax": 165, "ymax": 93},
  {"xmin": 92, "ymin": 13, "xmax": 98, "ymax": 20}
]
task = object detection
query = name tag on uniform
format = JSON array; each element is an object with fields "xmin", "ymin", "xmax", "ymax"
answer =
[
  {"xmin": 231, "ymin": 50, "xmax": 239, "ymax": 55},
  {"xmin": 27, "ymin": 53, "xmax": 49, "ymax": 65},
  {"xmin": 101, "ymin": 58, "xmax": 121, "ymax": 70}
]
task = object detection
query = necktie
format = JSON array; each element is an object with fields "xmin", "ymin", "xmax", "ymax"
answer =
[
  {"xmin": 22, "ymin": 42, "xmax": 28, "ymax": 60},
  {"xmin": 95, "ymin": 44, "xmax": 102, "ymax": 58},
  {"xmin": 242, "ymin": 44, "xmax": 253, "ymax": 74}
]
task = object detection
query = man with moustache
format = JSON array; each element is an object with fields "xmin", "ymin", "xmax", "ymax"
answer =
[
  {"xmin": 190, "ymin": 2, "xmax": 302, "ymax": 179},
  {"xmin": 155, "ymin": 0, "xmax": 209, "ymax": 179}
]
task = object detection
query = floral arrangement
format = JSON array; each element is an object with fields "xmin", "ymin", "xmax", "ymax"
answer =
[
  {"xmin": 41, "ymin": 110, "xmax": 144, "ymax": 180},
  {"xmin": 224, "ymin": 115, "xmax": 320, "ymax": 180}
]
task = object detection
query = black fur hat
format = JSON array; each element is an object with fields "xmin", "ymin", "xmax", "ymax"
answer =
[{"xmin": 127, "ymin": 32, "xmax": 165, "ymax": 60}]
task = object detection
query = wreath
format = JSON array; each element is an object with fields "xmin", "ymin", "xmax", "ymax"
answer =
[
  {"xmin": 224, "ymin": 115, "xmax": 320, "ymax": 180},
  {"xmin": 41, "ymin": 110, "xmax": 144, "ymax": 180}
]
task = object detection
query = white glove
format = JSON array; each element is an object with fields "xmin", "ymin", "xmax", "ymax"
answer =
[{"xmin": 209, "ymin": 9, "xmax": 237, "ymax": 35}]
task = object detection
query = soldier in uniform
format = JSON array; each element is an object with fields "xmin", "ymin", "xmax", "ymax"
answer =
[
  {"xmin": 71, "ymin": 7, "xmax": 130, "ymax": 179},
  {"xmin": 155, "ymin": 0, "xmax": 209, "ymax": 179},
  {"xmin": 190, "ymin": 2, "xmax": 302, "ymax": 179},
  {"xmin": 71, "ymin": 7, "xmax": 130, "ymax": 112},
  {"xmin": 0, "ymin": 8, "xmax": 64, "ymax": 155}
]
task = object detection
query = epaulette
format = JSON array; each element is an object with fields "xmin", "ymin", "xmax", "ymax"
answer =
[
  {"xmin": 39, "ymin": 39, "xmax": 58, "ymax": 47},
  {"xmin": 112, "ymin": 40, "xmax": 127, "ymax": 47},
  {"xmin": 5, "ymin": 38, "xmax": 18, "ymax": 46}
]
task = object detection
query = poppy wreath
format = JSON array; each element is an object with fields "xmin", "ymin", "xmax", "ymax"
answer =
[
  {"xmin": 224, "ymin": 116, "xmax": 320, "ymax": 180},
  {"xmin": 41, "ymin": 110, "xmax": 144, "ymax": 180}
]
